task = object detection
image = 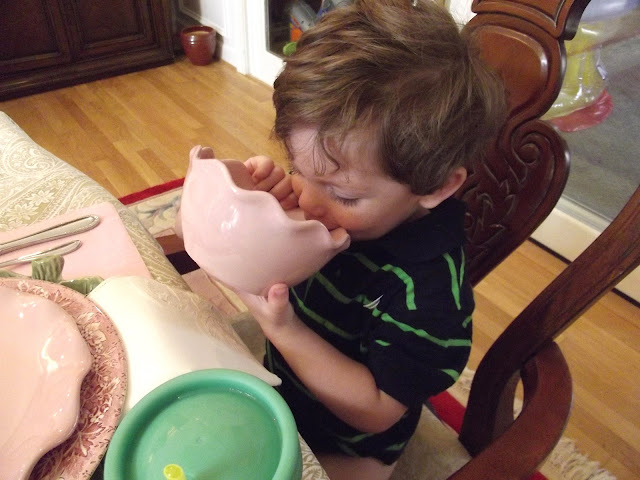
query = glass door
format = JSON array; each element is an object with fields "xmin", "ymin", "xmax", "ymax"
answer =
[
  {"xmin": 544, "ymin": 4, "xmax": 639, "ymax": 223},
  {"xmin": 531, "ymin": 0, "xmax": 640, "ymax": 300}
]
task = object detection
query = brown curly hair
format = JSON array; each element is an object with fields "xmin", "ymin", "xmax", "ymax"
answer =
[{"xmin": 272, "ymin": 0, "xmax": 506, "ymax": 194}]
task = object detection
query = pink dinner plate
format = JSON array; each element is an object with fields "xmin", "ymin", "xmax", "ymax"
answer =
[
  {"xmin": 0, "ymin": 278, "xmax": 127, "ymax": 480},
  {"xmin": 0, "ymin": 284, "xmax": 92, "ymax": 480}
]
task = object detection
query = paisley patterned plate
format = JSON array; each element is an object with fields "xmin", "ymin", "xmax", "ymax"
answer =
[{"xmin": 0, "ymin": 278, "xmax": 127, "ymax": 480}]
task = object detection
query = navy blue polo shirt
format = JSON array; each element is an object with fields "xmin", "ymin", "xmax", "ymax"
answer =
[{"xmin": 265, "ymin": 197, "xmax": 474, "ymax": 463}]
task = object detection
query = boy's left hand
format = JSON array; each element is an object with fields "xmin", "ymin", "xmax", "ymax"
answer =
[
  {"xmin": 244, "ymin": 156, "xmax": 298, "ymax": 210},
  {"xmin": 235, "ymin": 282, "xmax": 409, "ymax": 434}
]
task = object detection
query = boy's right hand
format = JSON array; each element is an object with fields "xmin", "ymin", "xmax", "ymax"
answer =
[{"xmin": 244, "ymin": 155, "xmax": 298, "ymax": 210}]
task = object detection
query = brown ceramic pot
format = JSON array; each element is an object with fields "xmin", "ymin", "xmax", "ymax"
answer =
[{"xmin": 180, "ymin": 26, "xmax": 216, "ymax": 66}]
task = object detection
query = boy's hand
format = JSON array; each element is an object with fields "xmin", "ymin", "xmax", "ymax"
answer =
[
  {"xmin": 236, "ymin": 282, "xmax": 409, "ymax": 434},
  {"xmin": 235, "ymin": 283, "xmax": 300, "ymax": 340},
  {"xmin": 244, "ymin": 156, "xmax": 298, "ymax": 210}
]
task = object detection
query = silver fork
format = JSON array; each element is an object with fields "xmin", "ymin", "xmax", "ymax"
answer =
[{"xmin": 0, "ymin": 240, "xmax": 82, "ymax": 268}]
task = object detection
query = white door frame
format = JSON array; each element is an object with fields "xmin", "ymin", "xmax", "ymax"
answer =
[{"xmin": 244, "ymin": 0, "xmax": 284, "ymax": 86}]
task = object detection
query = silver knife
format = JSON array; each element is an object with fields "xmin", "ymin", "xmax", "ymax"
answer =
[
  {"xmin": 0, "ymin": 240, "xmax": 82, "ymax": 268},
  {"xmin": 0, "ymin": 215, "xmax": 99, "ymax": 256}
]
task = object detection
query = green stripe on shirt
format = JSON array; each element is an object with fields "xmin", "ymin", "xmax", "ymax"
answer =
[
  {"xmin": 381, "ymin": 264, "xmax": 416, "ymax": 310},
  {"xmin": 294, "ymin": 276, "xmax": 471, "ymax": 347},
  {"xmin": 370, "ymin": 304, "xmax": 471, "ymax": 348},
  {"xmin": 442, "ymin": 252, "xmax": 461, "ymax": 310},
  {"xmin": 291, "ymin": 287, "xmax": 357, "ymax": 339},
  {"xmin": 348, "ymin": 252, "xmax": 417, "ymax": 310}
]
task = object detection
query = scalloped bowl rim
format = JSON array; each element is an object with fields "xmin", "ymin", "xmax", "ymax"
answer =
[{"xmin": 193, "ymin": 157, "xmax": 336, "ymax": 239}]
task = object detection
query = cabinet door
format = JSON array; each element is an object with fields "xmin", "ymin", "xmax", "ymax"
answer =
[
  {"xmin": 0, "ymin": 0, "xmax": 71, "ymax": 74},
  {"xmin": 63, "ymin": 0, "xmax": 163, "ymax": 59},
  {"xmin": 0, "ymin": 0, "xmax": 173, "ymax": 100}
]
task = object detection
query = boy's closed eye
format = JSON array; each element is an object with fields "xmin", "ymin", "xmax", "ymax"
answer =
[
  {"xmin": 290, "ymin": 162, "xmax": 362, "ymax": 207},
  {"xmin": 329, "ymin": 191, "xmax": 359, "ymax": 206}
]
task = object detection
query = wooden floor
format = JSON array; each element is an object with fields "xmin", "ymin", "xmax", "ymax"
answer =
[{"xmin": 1, "ymin": 57, "xmax": 638, "ymax": 479}]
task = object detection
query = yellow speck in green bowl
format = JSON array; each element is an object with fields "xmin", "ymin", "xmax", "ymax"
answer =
[{"xmin": 164, "ymin": 464, "xmax": 186, "ymax": 480}]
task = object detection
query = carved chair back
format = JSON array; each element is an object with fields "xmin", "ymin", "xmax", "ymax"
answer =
[
  {"xmin": 447, "ymin": 1, "xmax": 640, "ymax": 475},
  {"xmin": 458, "ymin": 0, "xmax": 591, "ymax": 286}
]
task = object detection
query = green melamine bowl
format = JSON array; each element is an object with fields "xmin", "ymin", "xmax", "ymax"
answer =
[{"xmin": 104, "ymin": 369, "xmax": 302, "ymax": 480}]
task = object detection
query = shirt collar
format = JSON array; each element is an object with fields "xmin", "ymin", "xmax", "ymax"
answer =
[{"xmin": 351, "ymin": 198, "xmax": 467, "ymax": 262}]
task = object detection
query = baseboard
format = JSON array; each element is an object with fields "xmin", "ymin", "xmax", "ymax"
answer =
[{"xmin": 531, "ymin": 197, "xmax": 639, "ymax": 303}]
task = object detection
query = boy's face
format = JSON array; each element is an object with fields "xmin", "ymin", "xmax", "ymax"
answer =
[{"xmin": 288, "ymin": 127, "xmax": 429, "ymax": 241}]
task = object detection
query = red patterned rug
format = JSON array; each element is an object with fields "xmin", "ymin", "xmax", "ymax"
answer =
[{"xmin": 121, "ymin": 180, "xmax": 614, "ymax": 480}]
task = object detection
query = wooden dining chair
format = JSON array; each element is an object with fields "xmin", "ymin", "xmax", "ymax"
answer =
[
  {"xmin": 158, "ymin": 0, "xmax": 640, "ymax": 477},
  {"xmin": 398, "ymin": 0, "xmax": 640, "ymax": 478},
  {"xmin": 388, "ymin": 1, "xmax": 640, "ymax": 478}
]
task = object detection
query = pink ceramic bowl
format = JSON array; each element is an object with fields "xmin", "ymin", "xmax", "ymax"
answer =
[{"xmin": 180, "ymin": 146, "xmax": 351, "ymax": 295}]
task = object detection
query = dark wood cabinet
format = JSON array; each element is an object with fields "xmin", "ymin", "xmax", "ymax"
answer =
[{"xmin": 0, "ymin": 0, "xmax": 174, "ymax": 100}]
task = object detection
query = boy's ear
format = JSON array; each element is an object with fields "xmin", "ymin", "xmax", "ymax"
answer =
[{"xmin": 417, "ymin": 167, "xmax": 467, "ymax": 210}]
